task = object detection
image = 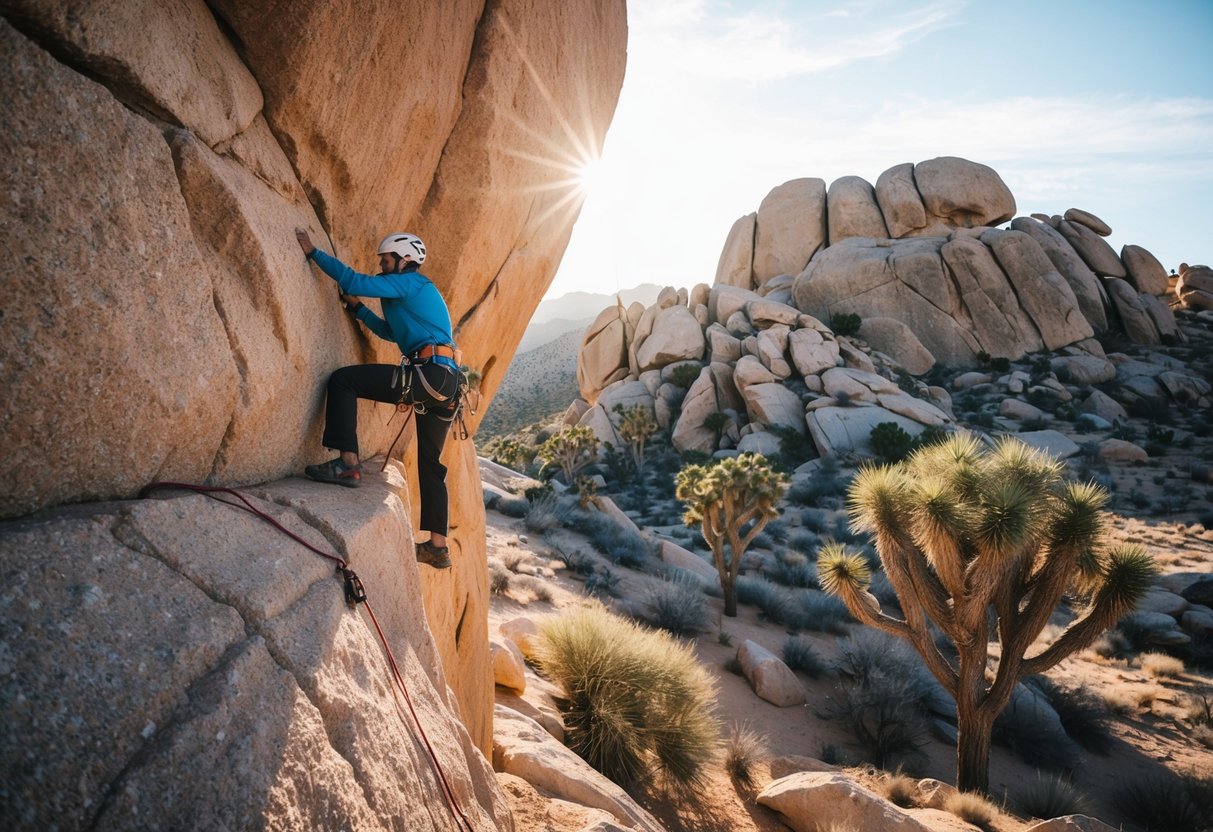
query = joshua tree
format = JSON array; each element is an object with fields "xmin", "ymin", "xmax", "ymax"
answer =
[
  {"xmin": 818, "ymin": 433, "xmax": 1156, "ymax": 794},
  {"xmin": 676, "ymin": 453, "xmax": 788, "ymax": 616},
  {"xmin": 613, "ymin": 404, "xmax": 658, "ymax": 476},
  {"xmin": 538, "ymin": 425, "xmax": 599, "ymax": 485}
]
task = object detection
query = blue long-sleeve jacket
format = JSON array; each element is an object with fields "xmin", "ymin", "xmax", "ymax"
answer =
[{"xmin": 310, "ymin": 249, "xmax": 457, "ymax": 366}]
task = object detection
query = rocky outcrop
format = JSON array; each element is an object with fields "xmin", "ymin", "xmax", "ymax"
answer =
[
  {"xmin": 712, "ymin": 157, "xmax": 1176, "ymax": 359},
  {"xmin": 0, "ymin": 467, "xmax": 511, "ymax": 831},
  {"xmin": 2, "ymin": 1, "xmax": 627, "ymax": 826}
]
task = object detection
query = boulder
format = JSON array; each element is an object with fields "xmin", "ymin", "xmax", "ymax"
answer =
[
  {"xmin": 1051, "ymin": 355, "xmax": 1116, "ymax": 385},
  {"xmin": 1078, "ymin": 390, "xmax": 1128, "ymax": 424},
  {"xmin": 671, "ymin": 369, "xmax": 721, "ymax": 453},
  {"xmin": 1104, "ymin": 278, "xmax": 1161, "ymax": 344},
  {"xmin": 501, "ymin": 617, "xmax": 544, "ymax": 661},
  {"xmin": 635, "ymin": 305, "xmax": 705, "ymax": 371},
  {"xmin": 981, "ymin": 228, "xmax": 1094, "ymax": 350},
  {"xmin": 788, "ymin": 327, "xmax": 842, "ymax": 377},
  {"xmin": 1058, "ymin": 220, "xmax": 1127, "ymax": 277},
  {"xmin": 1000, "ymin": 399, "xmax": 1045, "ymax": 422},
  {"xmin": 0, "ymin": 471, "xmax": 510, "ymax": 831},
  {"xmin": 563, "ymin": 398, "xmax": 591, "ymax": 426},
  {"xmin": 941, "ymin": 235, "xmax": 1043, "ymax": 357},
  {"xmin": 1120, "ymin": 611, "xmax": 1189, "ymax": 646},
  {"xmin": 1181, "ymin": 577, "xmax": 1213, "ymax": 607},
  {"xmin": 658, "ymin": 540, "xmax": 719, "ymax": 582},
  {"xmin": 1121, "ymin": 244, "xmax": 1169, "ymax": 295},
  {"xmin": 490, "ymin": 637, "xmax": 527, "ymax": 693},
  {"xmin": 710, "ymin": 284, "xmax": 764, "ymax": 326},
  {"xmin": 1141, "ymin": 293, "xmax": 1180, "ymax": 341},
  {"xmin": 706, "ymin": 323, "xmax": 743, "ymax": 363},
  {"xmin": 1135, "ymin": 587, "xmax": 1189, "ymax": 618},
  {"xmin": 1063, "ymin": 207, "xmax": 1112, "ymax": 236},
  {"xmin": 1014, "ymin": 430, "xmax": 1081, "ymax": 460},
  {"xmin": 1097, "ymin": 439, "xmax": 1148, "ymax": 464},
  {"xmin": 715, "ymin": 212, "xmax": 757, "ymax": 288},
  {"xmin": 827, "ymin": 175, "xmax": 889, "ymax": 243},
  {"xmin": 807, "ymin": 407, "xmax": 926, "ymax": 458},
  {"xmin": 1177, "ymin": 264, "xmax": 1213, "ymax": 310},
  {"xmin": 793, "ymin": 237, "xmax": 985, "ymax": 366},
  {"xmin": 753, "ymin": 178, "xmax": 827, "ymax": 285},
  {"xmin": 493, "ymin": 706, "xmax": 665, "ymax": 832},
  {"xmin": 737, "ymin": 430, "xmax": 783, "ymax": 457},
  {"xmin": 577, "ymin": 305, "xmax": 630, "ymax": 402},
  {"xmin": 743, "ymin": 383, "xmax": 806, "ymax": 433},
  {"xmin": 758, "ymin": 772, "xmax": 933, "ymax": 832},
  {"xmin": 874, "ymin": 162, "xmax": 929, "ymax": 238},
  {"xmin": 597, "ymin": 380, "xmax": 657, "ymax": 425},
  {"xmin": 914, "ymin": 156, "xmax": 1016, "ymax": 229},
  {"xmin": 1010, "ymin": 217, "xmax": 1108, "ymax": 331},
  {"xmin": 747, "ymin": 298, "xmax": 802, "ymax": 328},
  {"xmin": 857, "ymin": 317, "xmax": 935, "ymax": 375},
  {"xmin": 738, "ymin": 641, "xmax": 806, "ymax": 707},
  {"xmin": 1182, "ymin": 609, "xmax": 1213, "ymax": 637}
]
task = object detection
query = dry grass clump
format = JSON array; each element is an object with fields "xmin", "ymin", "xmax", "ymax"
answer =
[
  {"xmin": 1104, "ymin": 683, "xmax": 1167, "ymax": 715},
  {"xmin": 878, "ymin": 770, "xmax": 918, "ymax": 808},
  {"xmin": 1139, "ymin": 651, "xmax": 1186, "ymax": 678},
  {"xmin": 1015, "ymin": 771, "xmax": 1094, "ymax": 820},
  {"xmin": 536, "ymin": 605, "xmax": 720, "ymax": 791},
  {"xmin": 943, "ymin": 790, "xmax": 999, "ymax": 829},
  {"xmin": 1113, "ymin": 770, "xmax": 1213, "ymax": 832},
  {"xmin": 511, "ymin": 574, "xmax": 554, "ymax": 604},
  {"xmin": 488, "ymin": 559, "xmax": 512, "ymax": 595},
  {"xmin": 723, "ymin": 723, "xmax": 767, "ymax": 791}
]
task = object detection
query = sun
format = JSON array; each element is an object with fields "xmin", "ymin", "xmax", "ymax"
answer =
[{"xmin": 576, "ymin": 155, "xmax": 606, "ymax": 197}]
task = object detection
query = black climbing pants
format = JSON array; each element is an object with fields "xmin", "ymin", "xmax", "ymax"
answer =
[{"xmin": 321, "ymin": 362, "xmax": 459, "ymax": 535}]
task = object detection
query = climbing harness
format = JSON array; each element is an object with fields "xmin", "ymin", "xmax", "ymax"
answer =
[
  {"xmin": 137, "ymin": 482, "xmax": 479, "ymax": 832},
  {"xmin": 379, "ymin": 348, "xmax": 480, "ymax": 472}
]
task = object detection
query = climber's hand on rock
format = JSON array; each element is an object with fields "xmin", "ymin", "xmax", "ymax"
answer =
[
  {"xmin": 295, "ymin": 227, "xmax": 315, "ymax": 256},
  {"xmin": 340, "ymin": 293, "xmax": 360, "ymax": 308}
]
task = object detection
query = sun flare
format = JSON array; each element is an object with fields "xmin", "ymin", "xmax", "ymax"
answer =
[{"xmin": 576, "ymin": 155, "xmax": 606, "ymax": 197}]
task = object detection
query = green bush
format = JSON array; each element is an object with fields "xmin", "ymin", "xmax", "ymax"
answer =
[
  {"xmin": 667, "ymin": 362, "xmax": 703, "ymax": 390},
  {"xmin": 643, "ymin": 578, "xmax": 710, "ymax": 637},
  {"xmin": 831, "ymin": 311, "xmax": 861, "ymax": 337},
  {"xmin": 537, "ymin": 606, "xmax": 721, "ymax": 789},
  {"xmin": 869, "ymin": 422, "xmax": 915, "ymax": 463}
]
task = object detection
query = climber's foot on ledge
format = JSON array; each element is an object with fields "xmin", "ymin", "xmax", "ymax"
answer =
[
  {"xmin": 304, "ymin": 458, "xmax": 362, "ymax": 488},
  {"xmin": 416, "ymin": 539, "xmax": 451, "ymax": 569}
]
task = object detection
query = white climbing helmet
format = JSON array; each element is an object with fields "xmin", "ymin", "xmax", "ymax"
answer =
[{"xmin": 376, "ymin": 232, "xmax": 426, "ymax": 264}]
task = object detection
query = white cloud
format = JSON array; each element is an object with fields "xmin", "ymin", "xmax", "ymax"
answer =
[{"xmin": 630, "ymin": 0, "xmax": 967, "ymax": 82}]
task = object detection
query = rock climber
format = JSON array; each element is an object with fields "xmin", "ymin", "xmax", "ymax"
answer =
[{"xmin": 295, "ymin": 227, "xmax": 460, "ymax": 569}]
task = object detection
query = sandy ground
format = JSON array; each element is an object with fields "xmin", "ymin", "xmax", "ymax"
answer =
[{"xmin": 483, "ymin": 502, "xmax": 1213, "ymax": 832}]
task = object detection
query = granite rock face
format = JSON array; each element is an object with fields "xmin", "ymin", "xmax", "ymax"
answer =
[
  {"xmin": 1, "ymin": 0, "xmax": 627, "ymax": 824},
  {"xmin": 0, "ymin": 467, "xmax": 512, "ymax": 831},
  {"xmin": 1, "ymin": 0, "xmax": 627, "ymax": 517}
]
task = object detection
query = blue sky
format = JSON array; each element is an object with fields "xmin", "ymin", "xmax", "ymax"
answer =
[{"xmin": 549, "ymin": 0, "xmax": 1213, "ymax": 299}]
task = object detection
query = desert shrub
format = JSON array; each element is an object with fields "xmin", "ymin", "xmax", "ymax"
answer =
[
  {"xmin": 768, "ymin": 551, "xmax": 818, "ymax": 589},
  {"xmin": 1140, "ymin": 651, "xmax": 1185, "ymax": 678},
  {"xmin": 735, "ymin": 576, "xmax": 793, "ymax": 624},
  {"xmin": 787, "ymin": 476, "xmax": 841, "ymax": 508},
  {"xmin": 831, "ymin": 311, "xmax": 861, "ymax": 336},
  {"xmin": 643, "ymin": 578, "xmax": 710, "ymax": 637},
  {"xmin": 584, "ymin": 568, "xmax": 621, "ymax": 598},
  {"xmin": 1113, "ymin": 771, "xmax": 1213, "ymax": 832},
  {"xmin": 791, "ymin": 589, "xmax": 852, "ymax": 634},
  {"xmin": 501, "ymin": 550, "xmax": 528, "ymax": 572},
  {"xmin": 724, "ymin": 723, "xmax": 768, "ymax": 790},
  {"xmin": 567, "ymin": 510, "xmax": 652, "ymax": 568},
  {"xmin": 555, "ymin": 547, "xmax": 595, "ymax": 576},
  {"xmin": 801, "ymin": 508, "xmax": 829, "ymax": 533},
  {"xmin": 525, "ymin": 492, "xmax": 573, "ymax": 532},
  {"xmin": 536, "ymin": 606, "xmax": 721, "ymax": 790},
  {"xmin": 787, "ymin": 528, "xmax": 821, "ymax": 554},
  {"xmin": 666, "ymin": 362, "xmax": 703, "ymax": 390},
  {"xmin": 512, "ymin": 574, "xmax": 554, "ymax": 604},
  {"xmin": 1027, "ymin": 677, "xmax": 1115, "ymax": 753},
  {"xmin": 489, "ymin": 561, "xmax": 512, "ymax": 595},
  {"xmin": 944, "ymin": 791, "xmax": 998, "ymax": 829},
  {"xmin": 783, "ymin": 635, "xmax": 827, "ymax": 677},
  {"xmin": 879, "ymin": 770, "xmax": 919, "ymax": 808},
  {"xmin": 828, "ymin": 630, "xmax": 936, "ymax": 769},
  {"xmin": 869, "ymin": 422, "xmax": 915, "ymax": 463},
  {"xmin": 990, "ymin": 356, "xmax": 1011, "ymax": 372},
  {"xmin": 1015, "ymin": 772, "xmax": 1094, "ymax": 819}
]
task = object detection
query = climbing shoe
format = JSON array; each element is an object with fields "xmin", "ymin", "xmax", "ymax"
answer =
[
  {"xmin": 416, "ymin": 540, "xmax": 451, "ymax": 569},
  {"xmin": 304, "ymin": 458, "xmax": 362, "ymax": 488}
]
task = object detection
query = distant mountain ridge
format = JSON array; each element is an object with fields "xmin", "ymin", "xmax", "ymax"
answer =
[
  {"xmin": 479, "ymin": 328, "xmax": 583, "ymax": 439},
  {"xmin": 519, "ymin": 283, "xmax": 666, "ymax": 353}
]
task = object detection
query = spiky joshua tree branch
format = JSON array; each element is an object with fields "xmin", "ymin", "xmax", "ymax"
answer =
[
  {"xmin": 818, "ymin": 433, "xmax": 1156, "ymax": 794},
  {"xmin": 538, "ymin": 425, "xmax": 599, "ymax": 485},
  {"xmin": 676, "ymin": 453, "xmax": 787, "ymax": 617}
]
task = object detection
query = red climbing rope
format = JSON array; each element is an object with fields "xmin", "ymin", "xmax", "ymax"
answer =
[{"xmin": 138, "ymin": 482, "xmax": 478, "ymax": 832}]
